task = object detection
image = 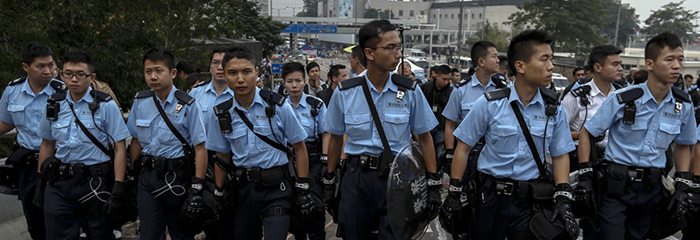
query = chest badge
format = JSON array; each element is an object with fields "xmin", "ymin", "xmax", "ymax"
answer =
[
  {"xmin": 674, "ymin": 102, "xmax": 682, "ymax": 113},
  {"xmin": 175, "ymin": 103, "xmax": 184, "ymax": 114},
  {"xmin": 396, "ymin": 90, "xmax": 405, "ymax": 102}
]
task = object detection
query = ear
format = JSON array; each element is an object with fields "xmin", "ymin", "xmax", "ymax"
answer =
[
  {"xmin": 169, "ymin": 68, "xmax": 177, "ymax": 80},
  {"xmin": 514, "ymin": 60, "xmax": 526, "ymax": 75},
  {"xmin": 364, "ymin": 48, "xmax": 375, "ymax": 62},
  {"xmin": 22, "ymin": 63, "xmax": 29, "ymax": 73},
  {"xmin": 644, "ymin": 59, "xmax": 654, "ymax": 72},
  {"xmin": 593, "ymin": 62, "xmax": 602, "ymax": 73},
  {"xmin": 478, "ymin": 57, "xmax": 486, "ymax": 67}
]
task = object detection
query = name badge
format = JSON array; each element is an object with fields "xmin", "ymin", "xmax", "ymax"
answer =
[{"xmin": 432, "ymin": 105, "xmax": 438, "ymax": 112}]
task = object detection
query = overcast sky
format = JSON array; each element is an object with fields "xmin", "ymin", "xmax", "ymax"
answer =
[{"xmin": 623, "ymin": 0, "xmax": 700, "ymax": 27}]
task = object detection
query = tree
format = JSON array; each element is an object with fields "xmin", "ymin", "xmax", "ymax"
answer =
[
  {"xmin": 465, "ymin": 21, "xmax": 511, "ymax": 52},
  {"xmin": 643, "ymin": 0, "xmax": 699, "ymax": 42},
  {"xmin": 600, "ymin": 3, "xmax": 640, "ymax": 47}
]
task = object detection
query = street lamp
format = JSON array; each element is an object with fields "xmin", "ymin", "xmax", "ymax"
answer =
[
  {"xmin": 465, "ymin": 9, "xmax": 471, "ymax": 42},
  {"xmin": 436, "ymin": 9, "xmax": 441, "ymax": 29},
  {"xmin": 613, "ymin": 0, "xmax": 621, "ymax": 46}
]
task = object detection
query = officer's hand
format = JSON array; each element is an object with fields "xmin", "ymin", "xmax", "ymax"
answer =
[
  {"xmin": 31, "ymin": 176, "xmax": 46, "ymax": 208},
  {"xmin": 441, "ymin": 149, "xmax": 454, "ymax": 175},
  {"xmin": 294, "ymin": 177, "xmax": 324, "ymax": 220},
  {"xmin": 214, "ymin": 186, "xmax": 235, "ymax": 213},
  {"xmin": 103, "ymin": 181, "xmax": 129, "ymax": 221},
  {"xmin": 321, "ymin": 171, "xmax": 336, "ymax": 202},
  {"xmin": 553, "ymin": 183, "xmax": 579, "ymax": 239},
  {"xmin": 667, "ymin": 172, "xmax": 696, "ymax": 225},
  {"xmin": 181, "ymin": 177, "xmax": 208, "ymax": 222},
  {"xmin": 573, "ymin": 162, "xmax": 595, "ymax": 216},
  {"xmin": 426, "ymin": 172, "xmax": 442, "ymax": 216},
  {"xmin": 691, "ymin": 175, "xmax": 700, "ymax": 213},
  {"xmin": 442, "ymin": 179, "xmax": 465, "ymax": 213}
]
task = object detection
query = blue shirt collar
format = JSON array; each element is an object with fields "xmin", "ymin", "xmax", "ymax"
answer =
[
  {"xmin": 365, "ymin": 72, "xmax": 398, "ymax": 93},
  {"xmin": 508, "ymin": 84, "xmax": 544, "ymax": 107},
  {"xmin": 639, "ymin": 82, "xmax": 673, "ymax": 105},
  {"xmin": 67, "ymin": 86, "xmax": 94, "ymax": 104},
  {"xmin": 205, "ymin": 80, "xmax": 234, "ymax": 97},
  {"xmin": 287, "ymin": 94, "xmax": 309, "ymax": 109},
  {"xmin": 20, "ymin": 77, "xmax": 56, "ymax": 96},
  {"xmin": 469, "ymin": 74, "xmax": 496, "ymax": 89}
]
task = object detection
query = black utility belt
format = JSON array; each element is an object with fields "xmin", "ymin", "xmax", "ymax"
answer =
[
  {"xmin": 234, "ymin": 165, "xmax": 288, "ymax": 187},
  {"xmin": 6, "ymin": 145, "xmax": 39, "ymax": 166},
  {"xmin": 599, "ymin": 160, "xmax": 664, "ymax": 182},
  {"xmin": 139, "ymin": 154, "xmax": 188, "ymax": 172},
  {"xmin": 347, "ymin": 154, "xmax": 382, "ymax": 171},
  {"xmin": 478, "ymin": 173, "xmax": 554, "ymax": 203},
  {"xmin": 55, "ymin": 161, "xmax": 112, "ymax": 179}
]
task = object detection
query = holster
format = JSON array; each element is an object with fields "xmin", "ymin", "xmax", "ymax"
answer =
[
  {"xmin": 603, "ymin": 163, "xmax": 628, "ymax": 198},
  {"xmin": 6, "ymin": 144, "xmax": 38, "ymax": 166},
  {"xmin": 377, "ymin": 149, "xmax": 394, "ymax": 177},
  {"xmin": 41, "ymin": 157, "xmax": 61, "ymax": 184}
]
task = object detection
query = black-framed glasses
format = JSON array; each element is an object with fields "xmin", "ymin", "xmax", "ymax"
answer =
[
  {"xmin": 377, "ymin": 43, "xmax": 403, "ymax": 52},
  {"xmin": 60, "ymin": 71, "xmax": 91, "ymax": 80},
  {"xmin": 211, "ymin": 60, "xmax": 223, "ymax": 66}
]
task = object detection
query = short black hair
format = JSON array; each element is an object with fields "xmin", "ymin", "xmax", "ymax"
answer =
[
  {"xmin": 327, "ymin": 64, "xmax": 346, "ymax": 81},
  {"xmin": 451, "ymin": 67, "xmax": 460, "ymax": 73},
  {"xmin": 176, "ymin": 61, "xmax": 195, "ymax": 74},
  {"xmin": 507, "ymin": 30, "xmax": 554, "ymax": 74},
  {"xmin": 306, "ymin": 62, "xmax": 320, "ymax": 74},
  {"xmin": 282, "ymin": 62, "xmax": 305, "ymax": 80},
  {"xmin": 434, "ymin": 64, "xmax": 452, "ymax": 75},
  {"xmin": 63, "ymin": 49, "xmax": 94, "ymax": 72},
  {"xmin": 358, "ymin": 19, "xmax": 397, "ymax": 51},
  {"xmin": 22, "ymin": 42, "xmax": 53, "ymax": 64},
  {"xmin": 210, "ymin": 48, "xmax": 226, "ymax": 61},
  {"xmin": 471, "ymin": 41, "xmax": 497, "ymax": 63},
  {"xmin": 429, "ymin": 65, "xmax": 437, "ymax": 74},
  {"xmin": 572, "ymin": 67, "xmax": 584, "ymax": 77},
  {"xmin": 685, "ymin": 74, "xmax": 694, "ymax": 80},
  {"xmin": 588, "ymin": 45, "xmax": 622, "ymax": 69},
  {"xmin": 222, "ymin": 46, "xmax": 256, "ymax": 67},
  {"xmin": 645, "ymin": 32, "xmax": 683, "ymax": 60},
  {"xmin": 633, "ymin": 70, "xmax": 648, "ymax": 85},
  {"xmin": 143, "ymin": 48, "xmax": 176, "ymax": 69},
  {"xmin": 351, "ymin": 45, "xmax": 367, "ymax": 67}
]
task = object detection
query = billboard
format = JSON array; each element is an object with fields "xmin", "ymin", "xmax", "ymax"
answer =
[{"xmin": 339, "ymin": 0, "xmax": 353, "ymax": 18}]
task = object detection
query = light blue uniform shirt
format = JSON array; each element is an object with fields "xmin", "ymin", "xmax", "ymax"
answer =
[
  {"xmin": 454, "ymin": 84, "xmax": 576, "ymax": 181},
  {"xmin": 584, "ymin": 83, "xmax": 696, "ymax": 168},
  {"xmin": 39, "ymin": 87, "xmax": 130, "ymax": 165},
  {"xmin": 324, "ymin": 73, "xmax": 438, "ymax": 156},
  {"xmin": 127, "ymin": 87, "xmax": 207, "ymax": 159},
  {"xmin": 442, "ymin": 75, "xmax": 498, "ymax": 123},
  {"xmin": 0, "ymin": 78, "xmax": 62, "ymax": 150},
  {"xmin": 188, "ymin": 80, "xmax": 234, "ymax": 131},
  {"xmin": 206, "ymin": 88, "xmax": 307, "ymax": 169},
  {"xmin": 287, "ymin": 94, "xmax": 327, "ymax": 142}
]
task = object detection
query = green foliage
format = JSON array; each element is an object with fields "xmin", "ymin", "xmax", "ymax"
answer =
[
  {"xmin": 643, "ymin": 0, "xmax": 699, "ymax": 42},
  {"xmin": 0, "ymin": 0, "xmax": 284, "ymax": 108},
  {"xmin": 465, "ymin": 21, "xmax": 511, "ymax": 52},
  {"xmin": 600, "ymin": 4, "xmax": 640, "ymax": 46}
]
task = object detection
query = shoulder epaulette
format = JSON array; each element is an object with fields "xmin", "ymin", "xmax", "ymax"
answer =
[
  {"xmin": 338, "ymin": 77, "xmax": 364, "ymax": 90},
  {"xmin": 484, "ymin": 88, "xmax": 510, "ymax": 101},
  {"xmin": 672, "ymin": 86, "xmax": 691, "ymax": 103},
  {"xmin": 456, "ymin": 77, "xmax": 470, "ymax": 88},
  {"xmin": 305, "ymin": 95, "xmax": 323, "ymax": 109},
  {"xmin": 7, "ymin": 77, "xmax": 26, "ymax": 86},
  {"xmin": 490, "ymin": 73, "xmax": 508, "ymax": 89},
  {"xmin": 616, "ymin": 87, "xmax": 643, "ymax": 104},
  {"xmin": 391, "ymin": 74, "xmax": 417, "ymax": 90},
  {"xmin": 571, "ymin": 85, "xmax": 591, "ymax": 98},
  {"xmin": 174, "ymin": 90, "xmax": 194, "ymax": 105},
  {"xmin": 539, "ymin": 86, "xmax": 559, "ymax": 105},
  {"xmin": 259, "ymin": 89, "xmax": 285, "ymax": 106},
  {"xmin": 191, "ymin": 80, "xmax": 211, "ymax": 89},
  {"xmin": 49, "ymin": 91, "xmax": 67, "ymax": 102},
  {"xmin": 49, "ymin": 79, "xmax": 65, "ymax": 92},
  {"xmin": 134, "ymin": 90, "xmax": 154, "ymax": 99},
  {"xmin": 92, "ymin": 90, "xmax": 113, "ymax": 102},
  {"xmin": 213, "ymin": 97, "xmax": 233, "ymax": 114}
]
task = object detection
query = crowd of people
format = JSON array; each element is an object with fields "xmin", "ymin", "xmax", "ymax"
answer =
[{"xmin": 0, "ymin": 19, "xmax": 699, "ymax": 240}]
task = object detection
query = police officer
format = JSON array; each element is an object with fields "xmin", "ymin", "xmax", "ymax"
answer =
[
  {"xmin": 127, "ymin": 48, "xmax": 209, "ymax": 239},
  {"xmin": 420, "ymin": 64, "xmax": 453, "ymax": 172},
  {"xmin": 578, "ymin": 32, "xmax": 697, "ymax": 240},
  {"xmin": 322, "ymin": 20, "xmax": 439, "ymax": 239},
  {"xmin": 445, "ymin": 30, "xmax": 578, "ymax": 240},
  {"xmin": 442, "ymin": 41, "xmax": 502, "ymax": 177},
  {"xmin": 349, "ymin": 45, "xmax": 367, "ymax": 78},
  {"xmin": 37, "ymin": 49, "xmax": 130, "ymax": 239},
  {"xmin": 317, "ymin": 64, "xmax": 348, "ymax": 106},
  {"xmin": 206, "ymin": 46, "xmax": 319, "ymax": 239},
  {"xmin": 188, "ymin": 49, "xmax": 235, "ymax": 239},
  {"xmin": 281, "ymin": 61, "xmax": 328, "ymax": 240},
  {"xmin": 0, "ymin": 43, "xmax": 62, "ymax": 240}
]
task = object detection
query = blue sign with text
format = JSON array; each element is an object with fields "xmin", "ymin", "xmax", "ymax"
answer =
[{"xmin": 282, "ymin": 24, "xmax": 338, "ymax": 33}]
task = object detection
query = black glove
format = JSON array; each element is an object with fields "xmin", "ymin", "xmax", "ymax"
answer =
[
  {"xmin": 441, "ymin": 149, "xmax": 454, "ymax": 175},
  {"xmin": 692, "ymin": 175, "xmax": 700, "ymax": 213},
  {"xmin": 667, "ymin": 172, "xmax": 696, "ymax": 226},
  {"xmin": 295, "ymin": 177, "xmax": 324, "ymax": 220},
  {"xmin": 441, "ymin": 179, "xmax": 464, "ymax": 216},
  {"xmin": 180, "ymin": 177, "xmax": 209, "ymax": 222},
  {"xmin": 32, "ymin": 176, "xmax": 46, "ymax": 208},
  {"xmin": 573, "ymin": 162, "xmax": 595, "ymax": 216},
  {"xmin": 214, "ymin": 185, "xmax": 235, "ymax": 213},
  {"xmin": 321, "ymin": 171, "xmax": 336, "ymax": 202},
  {"xmin": 553, "ymin": 183, "xmax": 580, "ymax": 239},
  {"xmin": 439, "ymin": 179, "xmax": 470, "ymax": 239},
  {"xmin": 104, "ymin": 181, "xmax": 129, "ymax": 222},
  {"xmin": 426, "ymin": 172, "xmax": 442, "ymax": 218}
]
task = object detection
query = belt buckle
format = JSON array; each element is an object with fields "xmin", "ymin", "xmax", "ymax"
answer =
[
  {"xmin": 58, "ymin": 164, "xmax": 68, "ymax": 176},
  {"xmin": 496, "ymin": 181, "xmax": 515, "ymax": 196},
  {"xmin": 629, "ymin": 169, "xmax": 644, "ymax": 182}
]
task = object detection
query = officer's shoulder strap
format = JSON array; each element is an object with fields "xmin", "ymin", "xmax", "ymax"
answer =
[
  {"xmin": 92, "ymin": 90, "xmax": 113, "ymax": 102},
  {"xmin": 49, "ymin": 90, "xmax": 67, "ymax": 102},
  {"xmin": 539, "ymin": 86, "xmax": 559, "ymax": 105},
  {"xmin": 191, "ymin": 79, "xmax": 210, "ymax": 89},
  {"xmin": 616, "ymin": 87, "xmax": 644, "ymax": 104},
  {"xmin": 214, "ymin": 97, "xmax": 233, "ymax": 113},
  {"xmin": 391, "ymin": 74, "xmax": 417, "ymax": 90},
  {"xmin": 259, "ymin": 89, "xmax": 285, "ymax": 106},
  {"xmin": 671, "ymin": 86, "xmax": 691, "ymax": 103},
  {"xmin": 484, "ymin": 88, "xmax": 510, "ymax": 101},
  {"xmin": 456, "ymin": 77, "xmax": 471, "ymax": 88},
  {"xmin": 305, "ymin": 95, "xmax": 323, "ymax": 109},
  {"xmin": 49, "ymin": 79, "xmax": 66, "ymax": 92},
  {"xmin": 174, "ymin": 90, "xmax": 195, "ymax": 105},
  {"xmin": 571, "ymin": 85, "xmax": 592, "ymax": 98},
  {"xmin": 134, "ymin": 90, "xmax": 154, "ymax": 99},
  {"xmin": 8, "ymin": 77, "xmax": 26, "ymax": 86},
  {"xmin": 338, "ymin": 76, "xmax": 364, "ymax": 90},
  {"xmin": 559, "ymin": 81, "xmax": 579, "ymax": 100}
]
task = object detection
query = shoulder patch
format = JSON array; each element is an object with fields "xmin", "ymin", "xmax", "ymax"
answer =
[
  {"xmin": 49, "ymin": 91, "xmax": 67, "ymax": 102},
  {"xmin": 213, "ymin": 97, "xmax": 233, "ymax": 114},
  {"xmin": 134, "ymin": 90, "xmax": 154, "ymax": 99},
  {"xmin": 490, "ymin": 73, "xmax": 508, "ymax": 89},
  {"xmin": 92, "ymin": 90, "xmax": 113, "ymax": 102},
  {"xmin": 616, "ymin": 87, "xmax": 644, "ymax": 104},
  {"xmin": 49, "ymin": 79, "xmax": 66, "ymax": 92},
  {"xmin": 571, "ymin": 85, "xmax": 591, "ymax": 98},
  {"xmin": 456, "ymin": 77, "xmax": 471, "ymax": 88},
  {"xmin": 259, "ymin": 89, "xmax": 285, "ymax": 106},
  {"xmin": 391, "ymin": 74, "xmax": 417, "ymax": 90},
  {"xmin": 539, "ymin": 86, "xmax": 559, "ymax": 105},
  {"xmin": 305, "ymin": 95, "xmax": 323, "ymax": 109},
  {"xmin": 191, "ymin": 79, "xmax": 211, "ymax": 89},
  {"xmin": 7, "ymin": 77, "xmax": 26, "ymax": 86},
  {"xmin": 174, "ymin": 90, "xmax": 194, "ymax": 105},
  {"xmin": 338, "ymin": 77, "xmax": 364, "ymax": 90},
  {"xmin": 671, "ymin": 86, "xmax": 691, "ymax": 103},
  {"xmin": 484, "ymin": 88, "xmax": 510, "ymax": 101}
]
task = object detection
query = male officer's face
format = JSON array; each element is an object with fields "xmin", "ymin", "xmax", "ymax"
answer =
[
  {"xmin": 144, "ymin": 60, "xmax": 176, "ymax": 93},
  {"xmin": 365, "ymin": 31, "xmax": 401, "ymax": 72},
  {"xmin": 284, "ymin": 71, "xmax": 305, "ymax": 98},
  {"xmin": 210, "ymin": 52, "xmax": 225, "ymax": 83},
  {"xmin": 646, "ymin": 46, "xmax": 684, "ymax": 85},
  {"xmin": 435, "ymin": 73, "xmax": 451, "ymax": 90},
  {"xmin": 452, "ymin": 72, "xmax": 460, "ymax": 84},
  {"xmin": 22, "ymin": 55, "xmax": 55, "ymax": 83},
  {"xmin": 480, "ymin": 47, "xmax": 500, "ymax": 74},
  {"xmin": 595, "ymin": 55, "xmax": 623, "ymax": 82},
  {"xmin": 332, "ymin": 68, "xmax": 349, "ymax": 84},
  {"xmin": 574, "ymin": 70, "xmax": 586, "ymax": 80},
  {"xmin": 224, "ymin": 58, "xmax": 258, "ymax": 98},
  {"xmin": 518, "ymin": 43, "xmax": 554, "ymax": 87},
  {"xmin": 62, "ymin": 62, "xmax": 94, "ymax": 97},
  {"xmin": 308, "ymin": 66, "xmax": 320, "ymax": 82}
]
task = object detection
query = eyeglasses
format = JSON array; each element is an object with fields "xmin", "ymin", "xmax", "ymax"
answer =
[
  {"xmin": 61, "ymin": 71, "xmax": 91, "ymax": 80},
  {"xmin": 376, "ymin": 43, "xmax": 403, "ymax": 52},
  {"xmin": 211, "ymin": 60, "xmax": 222, "ymax": 66}
]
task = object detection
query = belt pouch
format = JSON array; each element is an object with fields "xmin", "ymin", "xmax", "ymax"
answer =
[
  {"xmin": 529, "ymin": 181, "xmax": 555, "ymax": 202},
  {"xmin": 377, "ymin": 150, "xmax": 394, "ymax": 177},
  {"xmin": 604, "ymin": 164, "xmax": 628, "ymax": 198},
  {"xmin": 6, "ymin": 145, "xmax": 33, "ymax": 165}
]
